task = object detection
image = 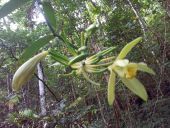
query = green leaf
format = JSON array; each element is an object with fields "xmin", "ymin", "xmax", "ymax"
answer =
[
  {"xmin": 61, "ymin": 32, "xmax": 78, "ymax": 56},
  {"xmin": 0, "ymin": 0, "xmax": 31, "ymax": 19},
  {"xmin": 49, "ymin": 50, "xmax": 69, "ymax": 66},
  {"xmin": 117, "ymin": 37, "xmax": 142, "ymax": 59},
  {"xmin": 121, "ymin": 78, "xmax": 148, "ymax": 101},
  {"xmin": 42, "ymin": 1, "xmax": 57, "ymax": 31},
  {"xmin": 73, "ymin": 32, "xmax": 81, "ymax": 47},
  {"xmin": 137, "ymin": 63, "xmax": 155, "ymax": 75},
  {"xmin": 107, "ymin": 69, "xmax": 116, "ymax": 106},
  {"xmin": 20, "ymin": 35, "xmax": 54, "ymax": 62},
  {"xmin": 85, "ymin": 1, "xmax": 100, "ymax": 21},
  {"xmin": 81, "ymin": 32, "xmax": 85, "ymax": 47},
  {"xmin": 49, "ymin": 50, "xmax": 69, "ymax": 62}
]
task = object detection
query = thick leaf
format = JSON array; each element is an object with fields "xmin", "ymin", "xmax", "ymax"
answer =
[
  {"xmin": 85, "ymin": 1, "xmax": 100, "ymax": 21},
  {"xmin": 20, "ymin": 35, "xmax": 54, "ymax": 61},
  {"xmin": 61, "ymin": 32, "xmax": 78, "ymax": 56},
  {"xmin": 117, "ymin": 37, "xmax": 142, "ymax": 59},
  {"xmin": 121, "ymin": 78, "xmax": 148, "ymax": 101},
  {"xmin": 137, "ymin": 63, "xmax": 155, "ymax": 75},
  {"xmin": 0, "ymin": 0, "xmax": 31, "ymax": 19},
  {"xmin": 49, "ymin": 50, "xmax": 69, "ymax": 62},
  {"xmin": 107, "ymin": 69, "xmax": 116, "ymax": 106},
  {"xmin": 42, "ymin": 2, "xmax": 56, "ymax": 31},
  {"xmin": 81, "ymin": 32, "xmax": 85, "ymax": 47},
  {"xmin": 51, "ymin": 56, "xmax": 68, "ymax": 66},
  {"xmin": 49, "ymin": 50, "xmax": 69, "ymax": 66}
]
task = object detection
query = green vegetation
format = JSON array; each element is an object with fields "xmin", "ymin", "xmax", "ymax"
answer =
[{"xmin": 0, "ymin": 0, "xmax": 170, "ymax": 127}]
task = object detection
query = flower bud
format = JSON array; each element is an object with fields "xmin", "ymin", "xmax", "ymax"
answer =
[{"xmin": 12, "ymin": 51, "xmax": 48, "ymax": 91}]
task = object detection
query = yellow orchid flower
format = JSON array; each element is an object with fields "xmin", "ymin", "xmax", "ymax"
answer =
[
  {"xmin": 107, "ymin": 59, "xmax": 155, "ymax": 106},
  {"xmin": 111, "ymin": 59, "xmax": 138, "ymax": 79},
  {"xmin": 107, "ymin": 37, "xmax": 155, "ymax": 106}
]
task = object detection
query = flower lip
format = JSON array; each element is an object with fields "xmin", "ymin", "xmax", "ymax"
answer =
[
  {"xmin": 111, "ymin": 59, "xmax": 138, "ymax": 79},
  {"xmin": 125, "ymin": 63, "xmax": 138, "ymax": 79}
]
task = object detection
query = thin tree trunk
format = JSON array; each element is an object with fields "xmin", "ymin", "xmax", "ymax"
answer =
[
  {"xmin": 6, "ymin": 73, "xmax": 12, "ymax": 95},
  {"xmin": 37, "ymin": 62, "xmax": 47, "ymax": 116},
  {"xmin": 126, "ymin": 0, "xmax": 147, "ymax": 40}
]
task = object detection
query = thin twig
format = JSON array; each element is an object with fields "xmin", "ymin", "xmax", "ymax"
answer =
[
  {"xmin": 126, "ymin": 0, "xmax": 147, "ymax": 41},
  {"xmin": 34, "ymin": 73, "xmax": 59, "ymax": 101}
]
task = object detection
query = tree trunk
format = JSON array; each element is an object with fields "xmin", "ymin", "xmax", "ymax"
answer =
[
  {"xmin": 6, "ymin": 73, "xmax": 12, "ymax": 95},
  {"xmin": 37, "ymin": 62, "xmax": 47, "ymax": 116}
]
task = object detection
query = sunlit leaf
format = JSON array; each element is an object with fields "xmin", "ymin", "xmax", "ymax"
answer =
[
  {"xmin": 121, "ymin": 78, "xmax": 148, "ymax": 101},
  {"xmin": 42, "ymin": 1, "xmax": 57, "ymax": 30},
  {"xmin": 117, "ymin": 37, "xmax": 142, "ymax": 59}
]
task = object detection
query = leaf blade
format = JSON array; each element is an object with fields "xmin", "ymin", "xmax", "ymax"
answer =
[
  {"xmin": 42, "ymin": 1, "xmax": 57, "ymax": 30},
  {"xmin": 20, "ymin": 35, "xmax": 54, "ymax": 62}
]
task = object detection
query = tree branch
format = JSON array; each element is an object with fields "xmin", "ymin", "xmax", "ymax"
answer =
[
  {"xmin": 34, "ymin": 73, "xmax": 59, "ymax": 101},
  {"xmin": 126, "ymin": 0, "xmax": 147, "ymax": 40}
]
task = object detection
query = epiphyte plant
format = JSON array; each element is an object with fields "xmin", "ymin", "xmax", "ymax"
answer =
[{"xmin": 12, "ymin": 37, "xmax": 155, "ymax": 107}]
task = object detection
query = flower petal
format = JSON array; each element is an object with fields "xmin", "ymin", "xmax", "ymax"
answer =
[
  {"xmin": 117, "ymin": 37, "xmax": 142, "ymax": 59},
  {"xmin": 107, "ymin": 68, "xmax": 116, "ymax": 106},
  {"xmin": 137, "ymin": 62, "xmax": 155, "ymax": 75},
  {"xmin": 81, "ymin": 68, "xmax": 100, "ymax": 86},
  {"xmin": 121, "ymin": 78, "xmax": 148, "ymax": 101},
  {"xmin": 114, "ymin": 59, "xmax": 129, "ymax": 67}
]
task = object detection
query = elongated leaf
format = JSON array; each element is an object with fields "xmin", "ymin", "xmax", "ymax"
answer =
[
  {"xmin": 107, "ymin": 69, "xmax": 116, "ymax": 106},
  {"xmin": 20, "ymin": 35, "xmax": 54, "ymax": 61},
  {"xmin": 0, "ymin": 0, "xmax": 31, "ymax": 19},
  {"xmin": 49, "ymin": 50, "xmax": 69, "ymax": 66},
  {"xmin": 121, "ymin": 78, "xmax": 148, "ymax": 101},
  {"xmin": 137, "ymin": 63, "xmax": 155, "ymax": 75},
  {"xmin": 61, "ymin": 32, "xmax": 78, "ymax": 56},
  {"xmin": 87, "ymin": 47, "xmax": 115, "ymax": 62},
  {"xmin": 81, "ymin": 32, "xmax": 85, "ymax": 47},
  {"xmin": 49, "ymin": 50, "xmax": 69, "ymax": 62},
  {"xmin": 51, "ymin": 56, "xmax": 68, "ymax": 66},
  {"xmin": 73, "ymin": 32, "xmax": 81, "ymax": 47},
  {"xmin": 42, "ymin": 1, "xmax": 56, "ymax": 30},
  {"xmin": 117, "ymin": 37, "xmax": 142, "ymax": 59}
]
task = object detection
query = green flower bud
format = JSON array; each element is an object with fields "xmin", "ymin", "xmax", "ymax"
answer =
[{"xmin": 12, "ymin": 51, "xmax": 48, "ymax": 91}]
